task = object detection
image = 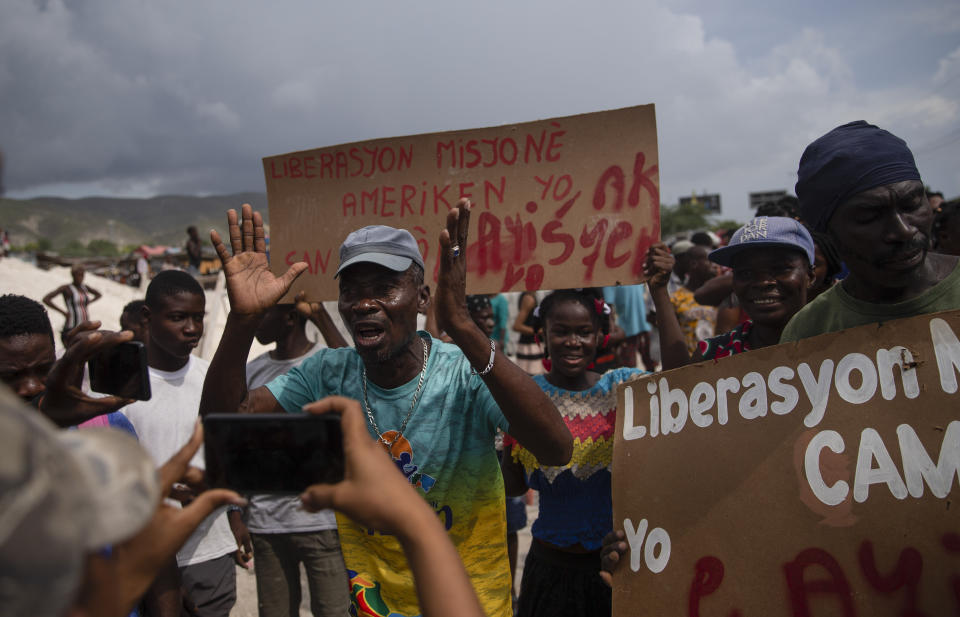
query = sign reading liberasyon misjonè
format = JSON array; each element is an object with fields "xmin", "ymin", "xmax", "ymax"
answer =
[
  {"xmin": 263, "ymin": 105, "xmax": 659, "ymax": 301},
  {"xmin": 613, "ymin": 310, "xmax": 960, "ymax": 616}
]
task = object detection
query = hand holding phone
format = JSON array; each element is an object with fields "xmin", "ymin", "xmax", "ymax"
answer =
[
  {"xmin": 40, "ymin": 326, "xmax": 141, "ymax": 427},
  {"xmin": 298, "ymin": 396, "xmax": 436, "ymax": 536},
  {"xmin": 88, "ymin": 340, "xmax": 151, "ymax": 401},
  {"xmin": 295, "ymin": 398, "xmax": 490, "ymax": 617}
]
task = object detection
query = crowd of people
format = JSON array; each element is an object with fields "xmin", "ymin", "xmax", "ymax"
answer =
[{"xmin": 1, "ymin": 117, "xmax": 957, "ymax": 617}]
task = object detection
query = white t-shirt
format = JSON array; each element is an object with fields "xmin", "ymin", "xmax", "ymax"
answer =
[
  {"xmin": 121, "ymin": 356, "xmax": 236, "ymax": 567},
  {"xmin": 245, "ymin": 343, "xmax": 338, "ymax": 534}
]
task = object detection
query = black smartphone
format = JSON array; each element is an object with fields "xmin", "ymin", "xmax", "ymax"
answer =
[
  {"xmin": 87, "ymin": 340, "xmax": 151, "ymax": 401},
  {"xmin": 203, "ymin": 413, "xmax": 345, "ymax": 493}
]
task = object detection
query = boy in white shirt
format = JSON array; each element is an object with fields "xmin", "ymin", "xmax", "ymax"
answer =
[{"xmin": 121, "ymin": 270, "xmax": 240, "ymax": 617}]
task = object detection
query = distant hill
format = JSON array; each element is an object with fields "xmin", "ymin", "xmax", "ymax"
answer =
[{"xmin": 0, "ymin": 192, "xmax": 269, "ymax": 250}]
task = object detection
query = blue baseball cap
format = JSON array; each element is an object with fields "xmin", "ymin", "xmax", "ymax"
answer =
[
  {"xmin": 709, "ymin": 216, "xmax": 815, "ymax": 267},
  {"xmin": 335, "ymin": 225, "xmax": 425, "ymax": 277}
]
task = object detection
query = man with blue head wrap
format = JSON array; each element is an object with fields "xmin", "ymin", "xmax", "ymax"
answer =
[{"xmin": 781, "ymin": 120, "xmax": 960, "ymax": 342}]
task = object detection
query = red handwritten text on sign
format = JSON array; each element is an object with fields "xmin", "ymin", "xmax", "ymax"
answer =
[{"xmin": 264, "ymin": 106, "xmax": 659, "ymax": 301}]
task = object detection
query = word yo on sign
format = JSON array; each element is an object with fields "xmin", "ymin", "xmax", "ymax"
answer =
[{"xmin": 613, "ymin": 310, "xmax": 960, "ymax": 616}]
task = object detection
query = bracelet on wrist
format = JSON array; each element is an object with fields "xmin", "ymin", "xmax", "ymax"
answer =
[{"xmin": 471, "ymin": 339, "xmax": 496, "ymax": 377}]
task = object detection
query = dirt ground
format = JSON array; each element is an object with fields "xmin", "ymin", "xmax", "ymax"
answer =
[{"xmin": 230, "ymin": 500, "xmax": 537, "ymax": 616}]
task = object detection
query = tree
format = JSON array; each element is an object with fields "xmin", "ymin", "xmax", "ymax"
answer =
[
  {"xmin": 62, "ymin": 239, "xmax": 88, "ymax": 257},
  {"xmin": 660, "ymin": 202, "xmax": 711, "ymax": 236},
  {"xmin": 711, "ymin": 219, "xmax": 742, "ymax": 233},
  {"xmin": 87, "ymin": 239, "xmax": 120, "ymax": 257}
]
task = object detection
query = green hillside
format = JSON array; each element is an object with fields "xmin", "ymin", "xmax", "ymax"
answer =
[{"xmin": 0, "ymin": 192, "xmax": 269, "ymax": 251}]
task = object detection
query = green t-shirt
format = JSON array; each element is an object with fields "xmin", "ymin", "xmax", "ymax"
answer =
[
  {"xmin": 266, "ymin": 333, "xmax": 512, "ymax": 617},
  {"xmin": 780, "ymin": 260, "xmax": 960, "ymax": 343}
]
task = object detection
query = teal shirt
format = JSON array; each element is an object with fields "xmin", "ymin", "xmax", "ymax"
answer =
[
  {"xmin": 265, "ymin": 332, "xmax": 514, "ymax": 616},
  {"xmin": 781, "ymin": 259, "xmax": 960, "ymax": 342},
  {"xmin": 266, "ymin": 332, "xmax": 507, "ymax": 439}
]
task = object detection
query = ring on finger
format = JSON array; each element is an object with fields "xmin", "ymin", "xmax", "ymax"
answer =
[{"xmin": 451, "ymin": 244, "xmax": 461, "ymax": 258}]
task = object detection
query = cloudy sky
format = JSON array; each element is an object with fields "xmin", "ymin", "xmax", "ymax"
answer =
[{"xmin": 2, "ymin": 0, "xmax": 958, "ymax": 222}]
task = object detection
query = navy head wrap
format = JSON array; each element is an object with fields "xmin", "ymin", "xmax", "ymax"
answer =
[{"xmin": 795, "ymin": 121, "xmax": 921, "ymax": 232}]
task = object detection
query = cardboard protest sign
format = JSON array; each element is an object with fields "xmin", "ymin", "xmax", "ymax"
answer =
[
  {"xmin": 263, "ymin": 105, "xmax": 659, "ymax": 301},
  {"xmin": 613, "ymin": 310, "xmax": 960, "ymax": 616}
]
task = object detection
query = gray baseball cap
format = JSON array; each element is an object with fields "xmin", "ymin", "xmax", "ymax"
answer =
[
  {"xmin": 335, "ymin": 225, "xmax": 425, "ymax": 277},
  {"xmin": 0, "ymin": 386, "xmax": 160, "ymax": 617}
]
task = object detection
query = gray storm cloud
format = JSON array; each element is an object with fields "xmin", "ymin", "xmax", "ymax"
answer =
[{"xmin": 1, "ymin": 0, "xmax": 957, "ymax": 220}]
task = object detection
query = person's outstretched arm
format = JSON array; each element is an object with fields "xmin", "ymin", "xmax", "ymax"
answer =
[
  {"xmin": 500, "ymin": 443, "xmax": 529, "ymax": 497},
  {"xmin": 645, "ymin": 243, "xmax": 693, "ymax": 370},
  {"xmin": 301, "ymin": 397, "xmax": 485, "ymax": 617},
  {"xmin": 434, "ymin": 200, "xmax": 572, "ymax": 466},
  {"xmin": 199, "ymin": 204, "xmax": 309, "ymax": 416},
  {"xmin": 693, "ymin": 272, "xmax": 733, "ymax": 307}
]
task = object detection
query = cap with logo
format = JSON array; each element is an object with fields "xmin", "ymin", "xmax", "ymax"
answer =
[{"xmin": 709, "ymin": 216, "xmax": 815, "ymax": 268}]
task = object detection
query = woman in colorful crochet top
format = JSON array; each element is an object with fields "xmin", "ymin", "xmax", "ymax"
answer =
[
  {"xmin": 502, "ymin": 288, "xmax": 643, "ymax": 617},
  {"xmin": 647, "ymin": 216, "xmax": 816, "ymax": 367}
]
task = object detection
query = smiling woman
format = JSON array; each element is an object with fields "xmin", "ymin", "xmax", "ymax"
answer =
[
  {"xmin": 698, "ymin": 217, "xmax": 815, "ymax": 360},
  {"xmin": 647, "ymin": 217, "xmax": 816, "ymax": 368}
]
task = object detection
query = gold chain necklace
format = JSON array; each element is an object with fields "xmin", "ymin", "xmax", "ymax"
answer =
[{"xmin": 360, "ymin": 335, "xmax": 429, "ymax": 449}]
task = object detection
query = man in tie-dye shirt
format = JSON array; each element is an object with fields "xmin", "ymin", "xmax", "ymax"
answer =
[{"xmin": 200, "ymin": 202, "xmax": 573, "ymax": 617}]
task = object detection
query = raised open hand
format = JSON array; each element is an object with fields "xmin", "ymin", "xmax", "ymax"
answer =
[
  {"xmin": 210, "ymin": 203, "xmax": 309, "ymax": 316},
  {"xmin": 434, "ymin": 199, "xmax": 473, "ymax": 336},
  {"xmin": 644, "ymin": 242, "xmax": 675, "ymax": 288}
]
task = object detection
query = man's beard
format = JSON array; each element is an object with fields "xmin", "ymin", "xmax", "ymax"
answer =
[{"xmin": 373, "ymin": 330, "xmax": 418, "ymax": 364}]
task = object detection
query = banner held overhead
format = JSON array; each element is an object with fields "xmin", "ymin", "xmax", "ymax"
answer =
[{"xmin": 263, "ymin": 105, "xmax": 659, "ymax": 301}]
